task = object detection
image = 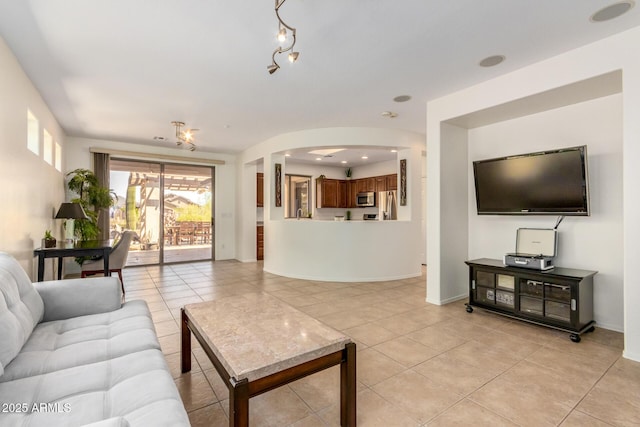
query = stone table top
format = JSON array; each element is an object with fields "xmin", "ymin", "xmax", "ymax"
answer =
[{"xmin": 183, "ymin": 293, "xmax": 352, "ymax": 382}]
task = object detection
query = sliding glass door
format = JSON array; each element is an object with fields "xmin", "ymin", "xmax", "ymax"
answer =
[
  {"xmin": 109, "ymin": 159, "xmax": 214, "ymax": 266},
  {"xmin": 162, "ymin": 164, "xmax": 213, "ymax": 263}
]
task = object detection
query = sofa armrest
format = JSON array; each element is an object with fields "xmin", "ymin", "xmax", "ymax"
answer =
[{"xmin": 34, "ymin": 276, "xmax": 123, "ymax": 322}]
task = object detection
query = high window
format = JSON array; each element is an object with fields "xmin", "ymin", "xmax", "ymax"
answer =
[
  {"xmin": 27, "ymin": 109, "xmax": 39, "ymax": 155},
  {"xmin": 55, "ymin": 142, "xmax": 62, "ymax": 171},
  {"xmin": 43, "ymin": 129, "xmax": 53, "ymax": 165}
]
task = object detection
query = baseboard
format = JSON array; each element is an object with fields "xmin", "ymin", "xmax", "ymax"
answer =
[{"xmin": 426, "ymin": 293, "xmax": 467, "ymax": 306}]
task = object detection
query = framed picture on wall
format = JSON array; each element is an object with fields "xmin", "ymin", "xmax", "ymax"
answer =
[
  {"xmin": 275, "ymin": 163, "xmax": 282, "ymax": 207},
  {"xmin": 400, "ymin": 159, "xmax": 407, "ymax": 206}
]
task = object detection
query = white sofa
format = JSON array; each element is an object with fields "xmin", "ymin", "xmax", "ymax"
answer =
[{"xmin": 0, "ymin": 252, "xmax": 190, "ymax": 427}]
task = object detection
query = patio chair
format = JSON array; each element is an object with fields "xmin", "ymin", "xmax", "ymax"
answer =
[{"xmin": 80, "ymin": 230, "xmax": 135, "ymax": 295}]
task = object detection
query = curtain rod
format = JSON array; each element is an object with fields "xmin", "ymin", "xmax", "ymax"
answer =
[{"xmin": 89, "ymin": 147, "xmax": 226, "ymax": 165}]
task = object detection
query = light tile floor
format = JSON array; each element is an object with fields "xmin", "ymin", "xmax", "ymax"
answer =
[{"xmin": 122, "ymin": 261, "xmax": 639, "ymax": 427}]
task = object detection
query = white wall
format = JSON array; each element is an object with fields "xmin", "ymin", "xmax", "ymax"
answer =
[
  {"xmin": 0, "ymin": 37, "xmax": 66, "ymax": 279},
  {"xmin": 426, "ymin": 26, "xmax": 640, "ymax": 360},
  {"xmin": 467, "ymin": 94, "xmax": 623, "ymax": 331},
  {"xmin": 352, "ymin": 159, "xmax": 397, "ymax": 179},
  {"xmin": 66, "ymin": 137, "xmax": 237, "ymax": 260}
]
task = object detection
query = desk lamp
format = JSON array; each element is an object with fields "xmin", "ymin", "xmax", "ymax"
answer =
[{"xmin": 55, "ymin": 202, "xmax": 88, "ymax": 242}]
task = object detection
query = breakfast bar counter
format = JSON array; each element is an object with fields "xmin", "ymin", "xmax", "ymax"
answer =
[{"xmin": 263, "ymin": 219, "xmax": 422, "ymax": 282}]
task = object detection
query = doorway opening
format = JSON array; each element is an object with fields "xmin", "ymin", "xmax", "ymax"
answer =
[{"xmin": 284, "ymin": 174, "xmax": 311, "ymax": 218}]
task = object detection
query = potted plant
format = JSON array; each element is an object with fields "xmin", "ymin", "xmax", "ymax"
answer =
[
  {"xmin": 66, "ymin": 168, "xmax": 116, "ymax": 242},
  {"xmin": 345, "ymin": 210, "xmax": 351, "ymax": 220},
  {"xmin": 42, "ymin": 230, "xmax": 56, "ymax": 248},
  {"xmin": 345, "ymin": 168, "xmax": 352, "ymax": 179}
]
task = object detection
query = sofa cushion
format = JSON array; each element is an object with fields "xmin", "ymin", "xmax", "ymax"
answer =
[
  {"xmin": 0, "ymin": 252, "xmax": 44, "ymax": 371},
  {"xmin": 0, "ymin": 348, "xmax": 189, "ymax": 427},
  {"xmin": 0, "ymin": 300, "xmax": 160, "ymax": 382}
]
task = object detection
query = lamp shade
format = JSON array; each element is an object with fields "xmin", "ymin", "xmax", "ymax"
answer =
[{"xmin": 55, "ymin": 202, "xmax": 89, "ymax": 220}]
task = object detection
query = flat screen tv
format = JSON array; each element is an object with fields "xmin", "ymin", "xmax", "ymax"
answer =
[{"xmin": 473, "ymin": 145, "xmax": 589, "ymax": 216}]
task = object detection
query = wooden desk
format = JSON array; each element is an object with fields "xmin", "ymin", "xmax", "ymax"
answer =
[
  {"xmin": 181, "ymin": 293, "xmax": 356, "ymax": 427},
  {"xmin": 34, "ymin": 240, "xmax": 113, "ymax": 282}
]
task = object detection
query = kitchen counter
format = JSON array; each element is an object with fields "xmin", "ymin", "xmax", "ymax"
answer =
[{"xmin": 262, "ymin": 219, "xmax": 422, "ymax": 282}]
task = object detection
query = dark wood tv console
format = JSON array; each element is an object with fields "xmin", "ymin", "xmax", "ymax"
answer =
[{"xmin": 465, "ymin": 258, "xmax": 596, "ymax": 342}]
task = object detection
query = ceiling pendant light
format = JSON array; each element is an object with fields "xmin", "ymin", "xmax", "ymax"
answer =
[
  {"xmin": 267, "ymin": 0, "xmax": 299, "ymax": 74},
  {"xmin": 277, "ymin": 27, "xmax": 287, "ymax": 42},
  {"xmin": 170, "ymin": 121, "xmax": 197, "ymax": 151}
]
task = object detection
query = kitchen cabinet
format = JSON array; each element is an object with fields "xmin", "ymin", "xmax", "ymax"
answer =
[
  {"xmin": 386, "ymin": 174, "xmax": 397, "ymax": 190},
  {"xmin": 465, "ymin": 258, "xmax": 596, "ymax": 342},
  {"xmin": 317, "ymin": 174, "xmax": 396, "ymax": 209},
  {"xmin": 347, "ymin": 180, "xmax": 358, "ymax": 208},
  {"xmin": 316, "ymin": 178, "xmax": 339, "ymax": 208},
  {"xmin": 317, "ymin": 178, "xmax": 349, "ymax": 208},
  {"xmin": 356, "ymin": 179, "xmax": 367, "ymax": 193},
  {"xmin": 338, "ymin": 180, "xmax": 347, "ymax": 208},
  {"xmin": 256, "ymin": 173, "xmax": 264, "ymax": 207},
  {"xmin": 257, "ymin": 225, "xmax": 264, "ymax": 260},
  {"xmin": 356, "ymin": 178, "xmax": 376, "ymax": 193}
]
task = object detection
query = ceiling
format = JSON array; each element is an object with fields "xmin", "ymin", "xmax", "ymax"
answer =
[{"xmin": 2, "ymin": 1, "xmax": 639, "ymax": 163}]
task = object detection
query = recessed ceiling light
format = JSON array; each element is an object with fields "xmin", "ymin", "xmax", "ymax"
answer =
[
  {"xmin": 153, "ymin": 136, "xmax": 166, "ymax": 141},
  {"xmin": 341, "ymin": 160, "xmax": 347, "ymax": 164},
  {"xmin": 284, "ymin": 153, "xmax": 291, "ymax": 157},
  {"xmin": 479, "ymin": 55, "xmax": 506, "ymax": 67},
  {"xmin": 393, "ymin": 95, "xmax": 412, "ymax": 103},
  {"xmin": 591, "ymin": 1, "xmax": 635, "ymax": 22},
  {"xmin": 381, "ymin": 111, "xmax": 398, "ymax": 118},
  {"xmin": 315, "ymin": 157, "xmax": 322, "ymax": 161},
  {"xmin": 390, "ymin": 149, "xmax": 398, "ymax": 153},
  {"xmin": 361, "ymin": 155, "xmax": 368, "ymax": 160}
]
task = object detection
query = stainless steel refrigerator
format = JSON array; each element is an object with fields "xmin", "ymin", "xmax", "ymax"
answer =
[{"xmin": 378, "ymin": 190, "xmax": 397, "ymax": 220}]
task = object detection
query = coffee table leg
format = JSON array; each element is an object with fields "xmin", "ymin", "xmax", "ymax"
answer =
[
  {"xmin": 340, "ymin": 342, "xmax": 356, "ymax": 426},
  {"xmin": 229, "ymin": 378, "xmax": 249, "ymax": 427},
  {"xmin": 181, "ymin": 308, "xmax": 191, "ymax": 373}
]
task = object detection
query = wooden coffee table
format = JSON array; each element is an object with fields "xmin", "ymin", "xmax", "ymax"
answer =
[{"xmin": 181, "ymin": 293, "xmax": 356, "ymax": 426}]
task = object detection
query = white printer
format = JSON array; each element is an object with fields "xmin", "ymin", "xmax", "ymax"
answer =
[{"xmin": 504, "ymin": 228, "xmax": 557, "ymax": 271}]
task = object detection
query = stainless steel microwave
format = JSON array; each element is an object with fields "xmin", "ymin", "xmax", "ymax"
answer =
[{"xmin": 356, "ymin": 192, "xmax": 375, "ymax": 207}]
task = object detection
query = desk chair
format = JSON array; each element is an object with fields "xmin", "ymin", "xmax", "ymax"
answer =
[{"xmin": 81, "ymin": 230, "xmax": 135, "ymax": 295}]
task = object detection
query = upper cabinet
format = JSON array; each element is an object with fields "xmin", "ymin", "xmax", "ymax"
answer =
[
  {"xmin": 316, "ymin": 173, "xmax": 398, "ymax": 209},
  {"xmin": 257, "ymin": 173, "xmax": 264, "ymax": 207},
  {"xmin": 356, "ymin": 177, "xmax": 376, "ymax": 193},
  {"xmin": 386, "ymin": 174, "xmax": 398, "ymax": 191},
  {"xmin": 347, "ymin": 180, "xmax": 358, "ymax": 208},
  {"xmin": 317, "ymin": 178, "xmax": 349, "ymax": 208}
]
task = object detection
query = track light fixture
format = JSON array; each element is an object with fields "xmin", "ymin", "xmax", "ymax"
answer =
[
  {"xmin": 267, "ymin": 0, "xmax": 299, "ymax": 74},
  {"xmin": 171, "ymin": 121, "xmax": 197, "ymax": 151}
]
